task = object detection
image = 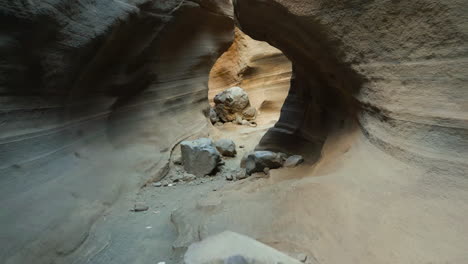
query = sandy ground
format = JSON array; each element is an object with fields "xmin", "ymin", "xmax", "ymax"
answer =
[{"xmin": 64, "ymin": 112, "xmax": 280, "ymax": 264}]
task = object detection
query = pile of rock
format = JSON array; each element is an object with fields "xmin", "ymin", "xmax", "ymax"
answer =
[
  {"xmin": 210, "ymin": 87, "xmax": 257, "ymax": 126},
  {"xmin": 241, "ymin": 151, "xmax": 304, "ymax": 176}
]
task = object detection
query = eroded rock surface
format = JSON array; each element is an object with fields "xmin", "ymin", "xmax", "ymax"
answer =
[
  {"xmin": 184, "ymin": 231, "xmax": 302, "ymax": 264},
  {"xmin": 181, "ymin": 138, "xmax": 221, "ymax": 177},
  {"xmin": 284, "ymin": 155, "xmax": 304, "ymax": 168},
  {"xmin": 0, "ymin": 1, "xmax": 234, "ymax": 263},
  {"xmin": 214, "ymin": 87, "xmax": 256, "ymax": 122},
  {"xmin": 245, "ymin": 151, "xmax": 285, "ymax": 175}
]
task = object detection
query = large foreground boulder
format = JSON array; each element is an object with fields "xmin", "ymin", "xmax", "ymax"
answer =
[
  {"xmin": 181, "ymin": 138, "xmax": 221, "ymax": 177},
  {"xmin": 245, "ymin": 151, "xmax": 285, "ymax": 175},
  {"xmin": 184, "ymin": 231, "xmax": 302, "ymax": 264},
  {"xmin": 214, "ymin": 87, "xmax": 257, "ymax": 122}
]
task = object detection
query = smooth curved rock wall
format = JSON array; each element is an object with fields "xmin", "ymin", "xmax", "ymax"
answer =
[
  {"xmin": 234, "ymin": 0, "xmax": 468, "ymax": 171},
  {"xmin": 209, "ymin": 27, "xmax": 292, "ymax": 117},
  {"xmin": 0, "ymin": 1, "xmax": 233, "ymax": 263}
]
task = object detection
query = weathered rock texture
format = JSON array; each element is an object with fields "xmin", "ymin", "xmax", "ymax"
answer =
[
  {"xmin": 213, "ymin": 86, "xmax": 256, "ymax": 122},
  {"xmin": 234, "ymin": 0, "xmax": 468, "ymax": 169},
  {"xmin": 173, "ymin": 1, "xmax": 468, "ymax": 264},
  {"xmin": 181, "ymin": 138, "xmax": 221, "ymax": 176},
  {"xmin": 209, "ymin": 27, "xmax": 292, "ymax": 119},
  {"xmin": 0, "ymin": 1, "xmax": 233, "ymax": 263},
  {"xmin": 1, "ymin": 0, "xmax": 468, "ymax": 263}
]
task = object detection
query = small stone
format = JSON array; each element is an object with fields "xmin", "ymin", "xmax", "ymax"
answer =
[
  {"xmin": 236, "ymin": 169, "xmax": 248, "ymax": 180},
  {"xmin": 296, "ymin": 253, "xmax": 308, "ymax": 263},
  {"xmin": 162, "ymin": 181, "xmax": 169, "ymax": 187},
  {"xmin": 209, "ymin": 107, "xmax": 219, "ymax": 124},
  {"xmin": 263, "ymin": 167, "xmax": 270, "ymax": 175},
  {"xmin": 153, "ymin": 182, "xmax": 162, "ymax": 187},
  {"xmin": 214, "ymin": 87, "xmax": 251, "ymax": 122},
  {"xmin": 241, "ymin": 120, "xmax": 250, "ymax": 126},
  {"xmin": 168, "ymin": 183, "xmax": 175, "ymax": 187},
  {"xmin": 215, "ymin": 139, "xmax": 237, "ymax": 157},
  {"xmin": 240, "ymin": 152, "xmax": 253, "ymax": 168},
  {"xmin": 245, "ymin": 151, "xmax": 285, "ymax": 175},
  {"xmin": 239, "ymin": 145, "xmax": 245, "ymax": 148},
  {"xmin": 284, "ymin": 155, "xmax": 304, "ymax": 168},
  {"xmin": 225, "ymin": 174, "xmax": 234, "ymax": 181},
  {"xmin": 215, "ymin": 122, "xmax": 224, "ymax": 127},
  {"xmin": 133, "ymin": 202, "xmax": 149, "ymax": 212}
]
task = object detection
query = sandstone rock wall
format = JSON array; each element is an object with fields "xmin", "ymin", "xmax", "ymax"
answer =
[
  {"xmin": 209, "ymin": 27, "xmax": 292, "ymax": 118},
  {"xmin": 0, "ymin": 1, "xmax": 233, "ymax": 263},
  {"xmin": 234, "ymin": 0, "xmax": 468, "ymax": 172}
]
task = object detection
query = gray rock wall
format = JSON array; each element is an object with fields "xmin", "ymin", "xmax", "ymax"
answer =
[{"xmin": 0, "ymin": 1, "xmax": 233, "ymax": 263}]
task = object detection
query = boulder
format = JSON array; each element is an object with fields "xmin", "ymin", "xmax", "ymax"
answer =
[
  {"xmin": 215, "ymin": 139, "xmax": 237, "ymax": 157},
  {"xmin": 214, "ymin": 87, "xmax": 255, "ymax": 122},
  {"xmin": 180, "ymin": 138, "xmax": 221, "ymax": 177},
  {"xmin": 284, "ymin": 155, "xmax": 304, "ymax": 168},
  {"xmin": 184, "ymin": 231, "xmax": 302, "ymax": 264},
  {"xmin": 245, "ymin": 151, "xmax": 285, "ymax": 175}
]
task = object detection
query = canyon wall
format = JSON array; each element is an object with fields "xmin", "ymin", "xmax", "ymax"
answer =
[
  {"xmin": 209, "ymin": 27, "xmax": 292, "ymax": 118},
  {"xmin": 1, "ymin": 0, "xmax": 467, "ymax": 263},
  {"xmin": 234, "ymin": 0, "xmax": 468, "ymax": 170},
  {"xmin": 0, "ymin": 1, "xmax": 233, "ymax": 263},
  {"xmin": 172, "ymin": 1, "xmax": 468, "ymax": 263}
]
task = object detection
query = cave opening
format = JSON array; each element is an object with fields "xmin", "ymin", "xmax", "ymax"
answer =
[{"xmin": 207, "ymin": 27, "xmax": 292, "ymax": 139}]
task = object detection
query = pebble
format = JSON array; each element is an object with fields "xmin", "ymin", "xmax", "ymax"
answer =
[
  {"xmin": 296, "ymin": 253, "xmax": 308, "ymax": 263},
  {"xmin": 133, "ymin": 202, "xmax": 149, "ymax": 212},
  {"xmin": 153, "ymin": 182, "xmax": 162, "ymax": 187}
]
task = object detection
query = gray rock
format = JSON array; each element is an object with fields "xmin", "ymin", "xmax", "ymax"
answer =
[
  {"xmin": 173, "ymin": 154, "xmax": 183, "ymax": 165},
  {"xmin": 214, "ymin": 87, "xmax": 251, "ymax": 122},
  {"xmin": 172, "ymin": 172, "xmax": 197, "ymax": 183},
  {"xmin": 225, "ymin": 174, "xmax": 234, "ymax": 181},
  {"xmin": 180, "ymin": 138, "xmax": 221, "ymax": 177},
  {"xmin": 209, "ymin": 107, "xmax": 219, "ymax": 124},
  {"xmin": 236, "ymin": 169, "xmax": 248, "ymax": 180},
  {"xmin": 184, "ymin": 231, "xmax": 302, "ymax": 264},
  {"xmin": 215, "ymin": 139, "xmax": 237, "ymax": 157},
  {"xmin": 245, "ymin": 151, "xmax": 285, "ymax": 175},
  {"xmin": 153, "ymin": 182, "xmax": 162, "ymax": 187},
  {"xmin": 263, "ymin": 167, "xmax": 270, "ymax": 175},
  {"xmin": 225, "ymin": 255, "xmax": 249, "ymax": 264},
  {"xmin": 133, "ymin": 202, "xmax": 149, "ymax": 212},
  {"xmin": 214, "ymin": 87, "xmax": 250, "ymax": 112},
  {"xmin": 284, "ymin": 155, "xmax": 304, "ymax": 168},
  {"xmin": 240, "ymin": 152, "xmax": 253, "ymax": 168},
  {"xmin": 296, "ymin": 253, "xmax": 308, "ymax": 263}
]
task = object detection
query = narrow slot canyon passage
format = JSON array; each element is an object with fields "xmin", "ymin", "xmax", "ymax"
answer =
[{"xmin": 1, "ymin": 1, "xmax": 467, "ymax": 264}]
